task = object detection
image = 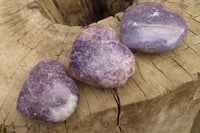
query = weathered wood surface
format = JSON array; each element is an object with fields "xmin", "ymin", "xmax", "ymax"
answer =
[
  {"xmin": 38, "ymin": 0, "xmax": 134, "ymax": 26},
  {"xmin": 0, "ymin": 0, "xmax": 200, "ymax": 133}
]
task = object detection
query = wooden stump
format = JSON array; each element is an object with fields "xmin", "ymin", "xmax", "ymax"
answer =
[
  {"xmin": 0, "ymin": 0, "xmax": 200, "ymax": 133},
  {"xmin": 38, "ymin": 0, "xmax": 134, "ymax": 26}
]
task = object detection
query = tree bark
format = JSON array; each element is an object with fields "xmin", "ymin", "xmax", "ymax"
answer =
[{"xmin": 0, "ymin": 0, "xmax": 200, "ymax": 133}]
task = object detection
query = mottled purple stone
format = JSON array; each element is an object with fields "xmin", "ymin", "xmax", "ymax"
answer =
[
  {"xmin": 121, "ymin": 2, "xmax": 188, "ymax": 52},
  {"xmin": 69, "ymin": 25, "xmax": 135, "ymax": 88},
  {"xmin": 17, "ymin": 60, "xmax": 79, "ymax": 123}
]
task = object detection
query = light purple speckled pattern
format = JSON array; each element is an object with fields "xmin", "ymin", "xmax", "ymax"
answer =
[
  {"xmin": 69, "ymin": 25, "xmax": 135, "ymax": 88},
  {"xmin": 78, "ymin": 25, "xmax": 119, "ymax": 42},
  {"xmin": 17, "ymin": 60, "xmax": 79, "ymax": 123},
  {"xmin": 121, "ymin": 2, "xmax": 188, "ymax": 52}
]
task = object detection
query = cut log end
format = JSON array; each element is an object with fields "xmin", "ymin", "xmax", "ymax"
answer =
[
  {"xmin": 37, "ymin": 0, "xmax": 134, "ymax": 26},
  {"xmin": 0, "ymin": 0, "xmax": 200, "ymax": 133}
]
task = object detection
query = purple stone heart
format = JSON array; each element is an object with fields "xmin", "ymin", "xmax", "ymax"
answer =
[
  {"xmin": 17, "ymin": 60, "xmax": 79, "ymax": 123},
  {"xmin": 120, "ymin": 2, "xmax": 188, "ymax": 52},
  {"xmin": 68, "ymin": 25, "xmax": 135, "ymax": 88}
]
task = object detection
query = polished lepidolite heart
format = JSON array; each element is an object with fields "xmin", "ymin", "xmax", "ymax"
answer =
[
  {"xmin": 120, "ymin": 2, "xmax": 188, "ymax": 52},
  {"xmin": 69, "ymin": 25, "xmax": 135, "ymax": 88},
  {"xmin": 17, "ymin": 60, "xmax": 79, "ymax": 123}
]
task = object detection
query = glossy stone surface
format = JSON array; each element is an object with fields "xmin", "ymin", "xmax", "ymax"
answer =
[
  {"xmin": 69, "ymin": 25, "xmax": 135, "ymax": 88},
  {"xmin": 17, "ymin": 60, "xmax": 79, "ymax": 123},
  {"xmin": 120, "ymin": 2, "xmax": 188, "ymax": 52}
]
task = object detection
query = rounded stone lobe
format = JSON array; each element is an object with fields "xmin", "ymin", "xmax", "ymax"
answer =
[
  {"xmin": 120, "ymin": 2, "xmax": 188, "ymax": 52},
  {"xmin": 77, "ymin": 25, "xmax": 119, "ymax": 42},
  {"xmin": 69, "ymin": 25, "xmax": 135, "ymax": 88},
  {"xmin": 17, "ymin": 60, "xmax": 79, "ymax": 123}
]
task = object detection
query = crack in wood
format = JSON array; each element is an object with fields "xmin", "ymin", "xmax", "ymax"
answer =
[
  {"xmin": 116, "ymin": 15, "xmax": 121, "ymax": 22},
  {"xmin": 188, "ymin": 29, "xmax": 198, "ymax": 35},
  {"xmin": 135, "ymin": 62, "xmax": 148, "ymax": 84},
  {"xmin": 56, "ymin": 49, "xmax": 64, "ymax": 61},
  {"xmin": 191, "ymin": 17, "xmax": 200, "ymax": 23},
  {"xmin": 46, "ymin": 8, "xmax": 58, "ymax": 23},
  {"xmin": 64, "ymin": 120, "xmax": 69, "ymax": 133},
  {"xmin": 184, "ymin": 42, "xmax": 200, "ymax": 57},
  {"xmin": 151, "ymin": 60, "xmax": 172, "ymax": 83},
  {"xmin": 131, "ymin": 78, "xmax": 148, "ymax": 100},
  {"xmin": 150, "ymin": 60, "xmax": 172, "ymax": 93},
  {"xmin": 111, "ymin": 88, "xmax": 122, "ymax": 133},
  {"xmin": 171, "ymin": 57, "xmax": 193, "ymax": 79}
]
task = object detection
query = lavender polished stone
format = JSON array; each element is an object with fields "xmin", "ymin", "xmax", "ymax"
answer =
[
  {"xmin": 121, "ymin": 2, "xmax": 188, "ymax": 52},
  {"xmin": 69, "ymin": 25, "xmax": 135, "ymax": 88},
  {"xmin": 17, "ymin": 60, "xmax": 79, "ymax": 123}
]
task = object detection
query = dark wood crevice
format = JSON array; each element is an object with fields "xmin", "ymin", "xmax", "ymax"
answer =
[
  {"xmin": 38, "ymin": 0, "xmax": 134, "ymax": 26},
  {"xmin": 191, "ymin": 109, "xmax": 200, "ymax": 133},
  {"xmin": 111, "ymin": 88, "xmax": 122, "ymax": 133}
]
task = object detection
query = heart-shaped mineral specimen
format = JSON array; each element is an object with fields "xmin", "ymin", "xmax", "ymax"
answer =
[
  {"xmin": 68, "ymin": 25, "xmax": 135, "ymax": 88},
  {"xmin": 120, "ymin": 2, "xmax": 188, "ymax": 52},
  {"xmin": 17, "ymin": 60, "xmax": 79, "ymax": 123}
]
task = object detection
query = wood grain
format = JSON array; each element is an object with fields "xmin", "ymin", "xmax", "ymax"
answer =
[
  {"xmin": 38, "ymin": 0, "xmax": 134, "ymax": 26},
  {"xmin": 0, "ymin": 0, "xmax": 200, "ymax": 133}
]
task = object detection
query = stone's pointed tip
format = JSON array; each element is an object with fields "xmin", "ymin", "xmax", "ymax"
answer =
[
  {"xmin": 17, "ymin": 60, "xmax": 79, "ymax": 123},
  {"xmin": 69, "ymin": 25, "xmax": 135, "ymax": 89},
  {"xmin": 120, "ymin": 2, "xmax": 188, "ymax": 53}
]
